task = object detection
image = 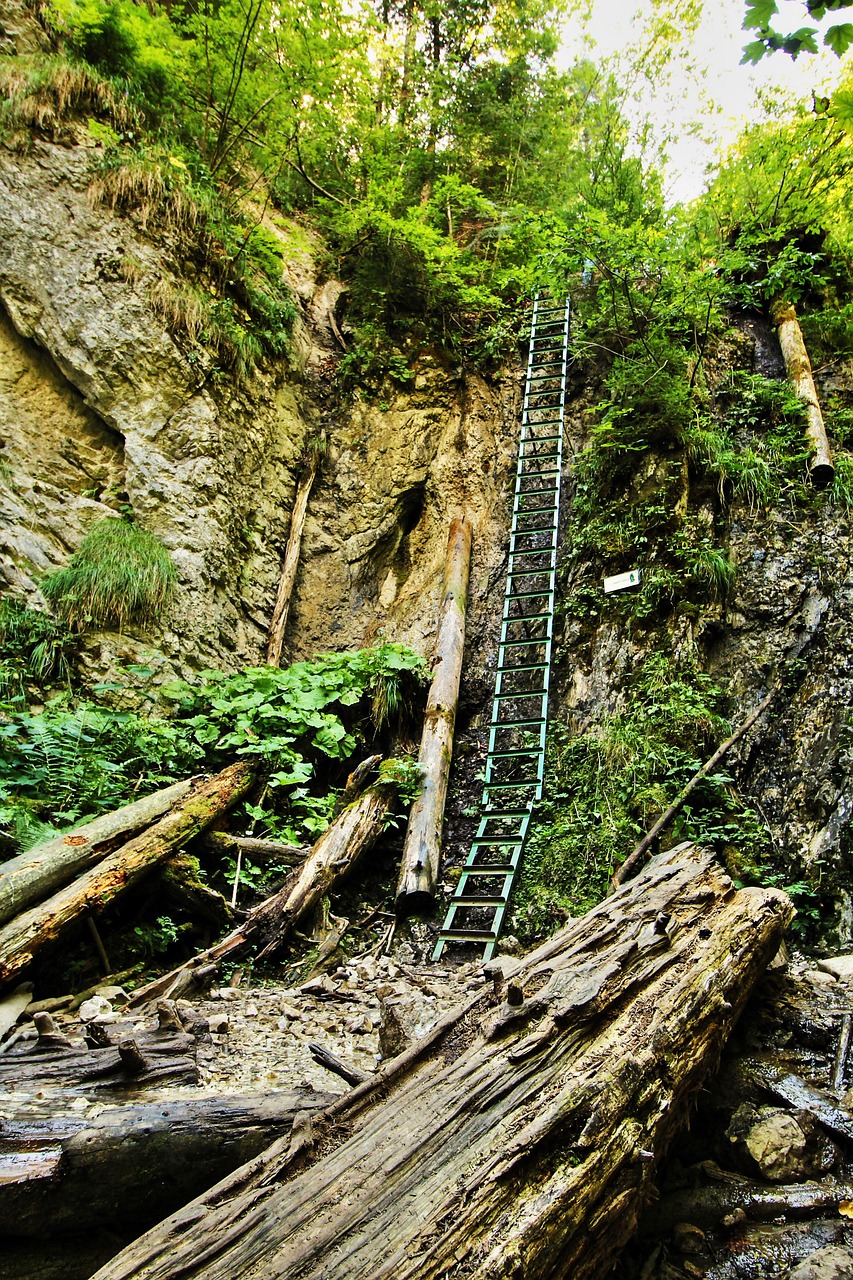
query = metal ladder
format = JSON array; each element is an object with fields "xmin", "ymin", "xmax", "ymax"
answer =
[{"xmin": 433, "ymin": 295, "xmax": 570, "ymax": 962}]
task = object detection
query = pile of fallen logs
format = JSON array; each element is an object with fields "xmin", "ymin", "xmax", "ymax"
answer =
[{"xmin": 0, "ymin": 840, "xmax": 793, "ymax": 1280}]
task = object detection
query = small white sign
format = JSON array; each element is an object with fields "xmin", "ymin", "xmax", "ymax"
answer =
[{"xmin": 603, "ymin": 568, "xmax": 641, "ymax": 595}]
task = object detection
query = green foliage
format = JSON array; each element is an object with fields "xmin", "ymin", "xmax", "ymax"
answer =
[
  {"xmin": 0, "ymin": 698, "xmax": 196, "ymax": 848},
  {"xmin": 0, "ymin": 600, "xmax": 76, "ymax": 700},
  {"xmin": 42, "ymin": 518, "xmax": 176, "ymax": 631},
  {"xmin": 132, "ymin": 914, "xmax": 182, "ymax": 958},
  {"xmin": 512, "ymin": 654, "xmax": 766, "ymax": 938},
  {"xmin": 742, "ymin": 0, "xmax": 853, "ymax": 62}
]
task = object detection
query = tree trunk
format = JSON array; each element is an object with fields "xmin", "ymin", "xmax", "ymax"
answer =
[
  {"xmin": 266, "ymin": 459, "xmax": 317, "ymax": 667},
  {"xmin": 772, "ymin": 298, "xmax": 834, "ymax": 485},
  {"xmin": 0, "ymin": 780, "xmax": 193, "ymax": 926},
  {"xmin": 126, "ymin": 780, "xmax": 397, "ymax": 1007},
  {"xmin": 0, "ymin": 1087, "xmax": 335, "ymax": 1239},
  {"xmin": 0, "ymin": 763, "xmax": 255, "ymax": 989},
  {"xmin": 92, "ymin": 842, "xmax": 792, "ymax": 1280},
  {"xmin": 396, "ymin": 516, "xmax": 472, "ymax": 914}
]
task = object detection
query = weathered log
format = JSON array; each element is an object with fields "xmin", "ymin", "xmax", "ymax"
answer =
[
  {"xmin": 396, "ymin": 516, "xmax": 472, "ymax": 914},
  {"xmin": 0, "ymin": 763, "xmax": 255, "ymax": 989},
  {"xmin": 0, "ymin": 780, "xmax": 193, "ymax": 927},
  {"xmin": 266, "ymin": 457, "xmax": 317, "ymax": 667},
  {"xmin": 93, "ymin": 842, "xmax": 792, "ymax": 1280},
  {"xmin": 159, "ymin": 852, "xmax": 235, "ymax": 927},
  {"xmin": 772, "ymin": 298, "xmax": 834, "ymax": 485},
  {"xmin": 308, "ymin": 1042, "xmax": 370, "ymax": 1086},
  {"xmin": 0, "ymin": 1087, "xmax": 335, "ymax": 1238},
  {"xmin": 202, "ymin": 831, "xmax": 309, "ymax": 865},
  {"xmin": 612, "ymin": 684, "xmax": 779, "ymax": 888},
  {"xmin": 640, "ymin": 1177, "xmax": 853, "ymax": 1234},
  {"xmin": 0, "ymin": 1026, "xmax": 198, "ymax": 1091},
  {"xmin": 126, "ymin": 780, "xmax": 397, "ymax": 1007}
]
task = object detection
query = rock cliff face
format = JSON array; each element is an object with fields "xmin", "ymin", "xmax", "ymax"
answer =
[{"xmin": 0, "ymin": 137, "xmax": 517, "ymax": 685}]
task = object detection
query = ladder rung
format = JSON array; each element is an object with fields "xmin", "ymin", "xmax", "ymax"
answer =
[
  {"xmin": 487, "ymin": 748, "xmax": 541, "ymax": 759},
  {"xmin": 437, "ymin": 929, "xmax": 499, "ymax": 942},
  {"xmin": 505, "ymin": 589, "xmax": 552, "ymax": 601},
  {"xmin": 449, "ymin": 897, "xmax": 507, "ymax": 910},
  {"xmin": 461, "ymin": 863, "xmax": 517, "ymax": 874},
  {"xmin": 496, "ymin": 661, "xmax": 549, "ymax": 674}
]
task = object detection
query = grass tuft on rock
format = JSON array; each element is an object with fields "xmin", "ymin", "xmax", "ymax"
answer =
[{"xmin": 43, "ymin": 518, "xmax": 176, "ymax": 631}]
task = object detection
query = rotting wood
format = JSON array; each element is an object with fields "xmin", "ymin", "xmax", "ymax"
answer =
[
  {"xmin": 202, "ymin": 831, "xmax": 309, "ymax": 865},
  {"xmin": 0, "ymin": 1025, "xmax": 198, "ymax": 1092},
  {"xmin": 612, "ymin": 684, "xmax": 779, "ymax": 889},
  {"xmin": 92, "ymin": 842, "xmax": 791, "ymax": 1280},
  {"xmin": 0, "ymin": 1087, "xmax": 335, "ymax": 1238},
  {"xmin": 308, "ymin": 1042, "xmax": 370, "ymax": 1086},
  {"xmin": 396, "ymin": 516, "xmax": 472, "ymax": 914},
  {"xmin": 639, "ymin": 1176, "xmax": 853, "ymax": 1234},
  {"xmin": 772, "ymin": 298, "xmax": 835, "ymax": 485},
  {"xmin": 126, "ymin": 780, "xmax": 397, "ymax": 1007},
  {"xmin": 0, "ymin": 780, "xmax": 193, "ymax": 927},
  {"xmin": 266, "ymin": 456, "xmax": 318, "ymax": 667},
  {"xmin": 0, "ymin": 763, "xmax": 255, "ymax": 989}
]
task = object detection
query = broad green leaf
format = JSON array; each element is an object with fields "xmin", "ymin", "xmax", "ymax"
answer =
[
  {"xmin": 824, "ymin": 21, "xmax": 853, "ymax": 53},
  {"xmin": 743, "ymin": 0, "xmax": 778, "ymax": 28}
]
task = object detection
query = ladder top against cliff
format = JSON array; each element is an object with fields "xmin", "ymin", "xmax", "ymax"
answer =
[{"xmin": 433, "ymin": 295, "xmax": 570, "ymax": 963}]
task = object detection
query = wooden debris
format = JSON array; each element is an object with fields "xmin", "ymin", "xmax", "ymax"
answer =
[
  {"xmin": 92, "ymin": 843, "xmax": 792, "ymax": 1280},
  {"xmin": 202, "ymin": 831, "xmax": 309, "ymax": 865},
  {"xmin": 308, "ymin": 1043, "xmax": 370, "ymax": 1086},
  {"xmin": 0, "ymin": 1088, "xmax": 335, "ymax": 1238},
  {"xmin": 772, "ymin": 298, "xmax": 834, "ymax": 484},
  {"xmin": 126, "ymin": 779, "xmax": 397, "ymax": 1008},
  {"xmin": 0, "ymin": 762, "xmax": 255, "ymax": 989},
  {"xmin": 267, "ymin": 456, "xmax": 318, "ymax": 667},
  {"xmin": 396, "ymin": 516, "xmax": 472, "ymax": 913},
  {"xmin": 0, "ymin": 1026, "xmax": 198, "ymax": 1092},
  {"xmin": 612, "ymin": 685, "xmax": 779, "ymax": 888},
  {"xmin": 0, "ymin": 780, "xmax": 193, "ymax": 926}
]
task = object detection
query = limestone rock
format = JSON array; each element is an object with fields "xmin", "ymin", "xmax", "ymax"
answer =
[{"xmin": 784, "ymin": 1246, "xmax": 853, "ymax": 1279}]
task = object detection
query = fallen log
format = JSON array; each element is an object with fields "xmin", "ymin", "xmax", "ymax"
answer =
[
  {"xmin": 202, "ymin": 831, "xmax": 309, "ymax": 865},
  {"xmin": 0, "ymin": 780, "xmax": 193, "ymax": 926},
  {"xmin": 126, "ymin": 779, "xmax": 397, "ymax": 1007},
  {"xmin": 0, "ymin": 763, "xmax": 255, "ymax": 989},
  {"xmin": 772, "ymin": 298, "xmax": 835, "ymax": 485},
  {"xmin": 266, "ymin": 456, "xmax": 318, "ymax": 667},
  {"xmin": 0, "ymin": 1086, "xmax": 336, "ymax": 1239},
  {"xmin": 612, "ymin": 683, "xmax": 779, "ymax": 889},
  {"xmin": 396, "ymin": 515, "xmax": 472, "ymax": 914},
  {"xmin": 93, "ymin": 842, "xmax": 792, "ymax": 1280},
  {"xmin": 0, "ymin": 1025, "xmax": 198, "ymax": 1092},
  {"xmin": 640, "ymin": 1176, "xmax": 853, "ymax": 1234}
]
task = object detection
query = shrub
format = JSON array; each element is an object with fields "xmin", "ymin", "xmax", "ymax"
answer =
[
  {"xmin": 43, "ymin": 518, "xmax": 176, "ymax": 631},
  {"xmin": 0, "ymin": 599, "xmax": 76, "ymax": 699}
]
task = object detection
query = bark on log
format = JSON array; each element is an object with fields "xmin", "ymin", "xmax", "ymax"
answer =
[
  {"xmin": 202, "ymin": 831, "xmax": 309, "ymax": 865},
  {"xmin": 772, "ymin": 298, "xmax": 834, "ymax": 485},
  {"xmin": 0, "ymin": 1087, "xmax": 335, "ymax": 1238},
  {"xmin": 396, "ymin": 516, "xmax": 472, "ymax": 914},
  {"xmin": 0, "ymin": 1026, "xmax": 198, "ymax": 1091},
  {"xmin": 0, "ymin": 763, "xmax": 254, "ymax": 989},
  {"xmin": 93, "ymin": 842, "xmax": 792, "ymax": 1280},
  {"xmin": 266, "ymin": 459, "xmax": 317, "ymax": 667},
  {"xmin": 126, "ymin": 780, "xmax": 396, "ymax": 1007},
  {"xmin": 0, "ymin": 781, "xmax": 193, "ymax": 927},
  {"xmin": 640, "ymin": 1177, "xmax": 853, "ymax": 1234},
  {"xmin": 612, "ymin": 684, "xmax": 779, "ymax": 888}
]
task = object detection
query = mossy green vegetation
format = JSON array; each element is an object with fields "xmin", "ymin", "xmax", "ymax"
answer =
[
  {"xmin": 0, "ymin": 640, "xmax": 426, "ymax": 860},
  {"xmin": 42, "ymin": 517, "xmax": 176, "ymax": 631},
  {"xmin": 512, "ymin": 653, "xmax": 773, "ymax": 939}
]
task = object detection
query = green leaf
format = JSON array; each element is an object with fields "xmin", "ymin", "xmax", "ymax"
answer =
[
  {"xmin": 825, "ymin": 21, "xmax": 853, "ymax": 53},
  {"xmin": 743, "ymin": 0, "xmax": 778, "ymax": 28}
]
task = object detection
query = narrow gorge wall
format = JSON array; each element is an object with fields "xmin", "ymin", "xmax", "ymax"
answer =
[{"xmin": 0, "ymin": 138, "xmax": 519, "ymax": 685}]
